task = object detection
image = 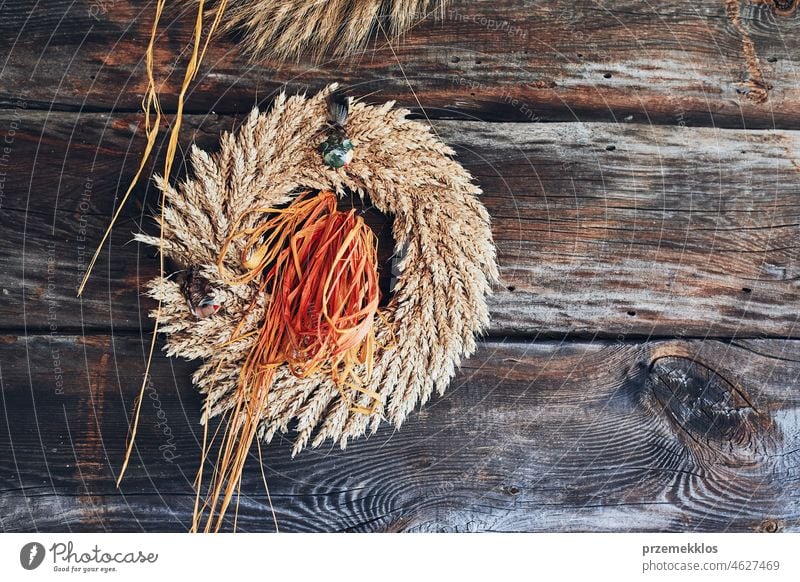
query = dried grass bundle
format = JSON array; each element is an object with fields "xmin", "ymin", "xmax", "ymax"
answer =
[
  {"xmin": 194, "ymin": 191, "xmax": 381, "ymax": 530},
  {"xmin": 218, "ymin": 0, "xmax": 446, "ymax": 60},
  {"xmin": 219, "ymin": 190, "xmax": 382, "ymax": 412},
  {"xmin": 136, "ymin": 85, "xmax": 498, "ymax": 460},
  {"xmin": 78, "ymin": 0, "xmax": 230, "ymax": 486}
]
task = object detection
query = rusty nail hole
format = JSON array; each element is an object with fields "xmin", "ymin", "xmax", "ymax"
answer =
[
  {"xmin": 507, "ymin": 285, "xmax": 517, "ymax": 292},
  {"xmin": 627, "ymin": 310, "xmax": 637, "ymax": 317},
  {"xmin": 742, "ymin": 287, "xmax": 752, "ymax": 294}
]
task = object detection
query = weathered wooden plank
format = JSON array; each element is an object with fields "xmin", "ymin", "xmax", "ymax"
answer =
[
  {"xmin": 2, "ymin": 1, "xmax": 800, "ymax": 127},
  {"xmin": 0, "ymin": 334, "xmax": 798, "ymax": 532},
  {"xmin": 2, "ymin": 111, "xmax": 799, "ymax": 337}
]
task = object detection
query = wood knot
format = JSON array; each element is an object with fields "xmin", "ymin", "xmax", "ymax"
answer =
[
  {"xmin": 735, "ymin": 79, "xmax": 772, "ymax": 104},
  {"xmin": 643, "ymin": 356, "xmax": 778, "ymax": 466},
  {"xmin": 767, "ymin": 0, "xmax": 798, "ymax": 16},
  {"xmin": 726, "ymin": 0, "xmax": 773, "ymax": 104},
  {"xmin": 755, "ymin": 518, "xmax": 783, "ymax": 532}
]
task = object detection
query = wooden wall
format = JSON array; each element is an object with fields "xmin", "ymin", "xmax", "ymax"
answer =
[{"xmin": 0, "ymin": 0, "xmax": 799, "ymax": 532}]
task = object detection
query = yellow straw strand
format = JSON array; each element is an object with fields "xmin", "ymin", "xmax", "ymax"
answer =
[{"xmin": 118, "ymin": 0, "xmax": 228, "ymax": 487}]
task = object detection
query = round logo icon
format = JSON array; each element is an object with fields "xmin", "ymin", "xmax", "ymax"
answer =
[{"xmin": 20, "ymin": 542, "xmax": 46, "ymax": 570}]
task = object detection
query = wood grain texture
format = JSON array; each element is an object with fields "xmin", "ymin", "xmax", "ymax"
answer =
[
  {"xmin": 0, "ymin": 335, "xmax": 798, "ymax": 532},
  {"xmin": 2, "ymin": 1, "xmax": 800, "ymax": 128},
  {"xmin": 3, "ymin": 0, "xmax": 800, "ymax": 536},
  {"xmin": 2, "ymin": 111, "xmax": 799, "ymax": 337}
]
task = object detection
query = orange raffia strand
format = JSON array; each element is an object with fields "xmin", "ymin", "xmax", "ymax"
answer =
[{"xmin": 194, "ymin": 191, "xmax": 381, "ymax": 531}]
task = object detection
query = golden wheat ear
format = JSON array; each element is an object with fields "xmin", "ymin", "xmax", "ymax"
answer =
[{"xmin": 216, "ymin": 0, "xmax": 446, "ymax": 61}]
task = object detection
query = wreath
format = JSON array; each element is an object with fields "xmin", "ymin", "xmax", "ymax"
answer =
[{"xmin": 136, "ymin": 85, "xmax": 497, "ymax": 528}]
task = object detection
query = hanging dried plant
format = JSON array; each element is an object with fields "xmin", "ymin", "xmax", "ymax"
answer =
[
  {"xmin": 134, "ymin": 86, "xmax": 496, "ymax": 529},
  {"xmin": 217, "ymin": 0, "xmax": 447, "ymax": 60},
  {"xmin": 76, "ymin": 0, "xmax": 471, "ymax": 529},
  {"xmin": 136, "ymin": 85, "xmax": 498, "ymax": 459}
]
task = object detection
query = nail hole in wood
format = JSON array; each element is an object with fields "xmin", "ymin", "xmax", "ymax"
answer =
[
  {"xmin": 507, "ymin": 285, "xmax": 517, "ymax": 292},
  {"xmin": 742, "ymin": 287, "xmax": 752, "ymax": 294},
  {"xmin": 603, "ymin": 72, "xmax": 612, "ymax": 79},
  {"xmin": 627, "ymin": 310, "xmax": 636, "ymax": 317},
  {"xmin": 606, "ymin": 145, "xmax": 616, "ymax": 151}
]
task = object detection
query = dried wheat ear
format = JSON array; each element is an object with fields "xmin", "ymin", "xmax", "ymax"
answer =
[{"xmin": 216, "ymin": 0, "xmax": 447, "ymax": 60}]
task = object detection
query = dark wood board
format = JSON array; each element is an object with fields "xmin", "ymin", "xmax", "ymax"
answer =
[
  {"xmin": 1, "ymin": 334, "xmax": 798, "ymax": 532},
  {"xmin": 2, "ymin": 1, "xmax": 800, "ymax": 128},
  {"xmin": 1, "ymin": 111, "xmax": 799, "ymax": 337}
]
